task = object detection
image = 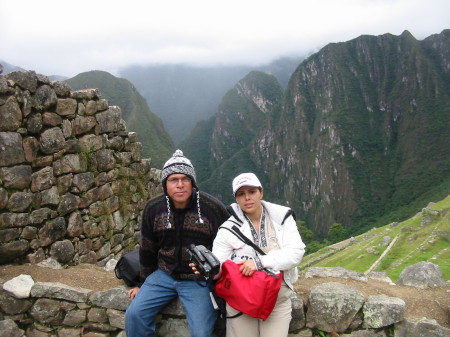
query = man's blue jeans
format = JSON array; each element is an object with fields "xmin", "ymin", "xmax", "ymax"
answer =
[{"xmin": 125, "ymin": 269, "xmax": 217, "ymax": 337}]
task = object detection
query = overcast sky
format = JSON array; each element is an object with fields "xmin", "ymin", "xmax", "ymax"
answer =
[{"xmin": 1, "ymin": 0, "xmax": 449, "ymax": 78}]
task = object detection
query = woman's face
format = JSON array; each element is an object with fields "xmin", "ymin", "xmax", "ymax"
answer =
[{"xmin": 235, "ymin": 186, "xmax": 263, "ymax": 217}]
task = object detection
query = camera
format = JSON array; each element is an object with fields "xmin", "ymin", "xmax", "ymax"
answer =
[{"xmin": 188, "ymin": 244, "xmax": 220, "ymax": 278}]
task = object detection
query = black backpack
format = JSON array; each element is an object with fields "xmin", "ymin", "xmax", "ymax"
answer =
[{"xmin": 114, "ymin": 249, "xmax": 141, "ymax": 287}]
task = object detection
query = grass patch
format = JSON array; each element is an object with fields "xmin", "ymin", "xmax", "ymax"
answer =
[{"xmin": 299, "ymin": 195, "xmax": 450, "ymax": 282}]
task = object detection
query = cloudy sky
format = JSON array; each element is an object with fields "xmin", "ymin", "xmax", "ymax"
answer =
[{"xmin": 1, "ymin": 0, "xmax": 449, "ymax": 77}]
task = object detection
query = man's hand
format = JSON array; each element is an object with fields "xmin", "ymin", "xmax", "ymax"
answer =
[
  {"xmin": 237, "ymin": 259, "xmax": 256, "ymax": 276},
  {"xmin": 128, "ymin": 287, "xmax": 140, "ymax": 300},
  {"xmin": 189, "ymin": 262, "xmax": 201, "ymax": 275},
  {"xmin": 190, "ymin": 262, "xmax": 223, "ymax": 280}
]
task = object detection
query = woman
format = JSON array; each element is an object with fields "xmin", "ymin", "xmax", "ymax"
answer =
[{"xmin": 212, "ymin": 173, "xmax": 305, "ymax": 337}]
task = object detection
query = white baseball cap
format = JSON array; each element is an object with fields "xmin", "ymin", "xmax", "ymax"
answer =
[{"xmin": 232, "ymin": 173, "xmax": 263, "ymax": 196}]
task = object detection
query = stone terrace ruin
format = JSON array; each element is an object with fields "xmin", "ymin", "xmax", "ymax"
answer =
[{"xmin": 0, "ymin": 70, "xmax": 161, "ymax": 266}]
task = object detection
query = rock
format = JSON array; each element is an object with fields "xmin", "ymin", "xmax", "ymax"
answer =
[
  {"xmin": 3, "ymin": 274, "xmax": 35, "ymax": 298},
  {"xmin": 0, "ymin": 132, "xmax": 26, "ymax": 167},
  {"xmin": 341, "ymin": 330, "xmax": 380, "ymax": 336},
  {"xmin": 38, "ymin": 257, "xmax": 63, "ymax": 269},
  {"xmin": 89, "ymin": 286, "xmax": 131, "ymax": 311},
  {"xmin": 306, "ymin": 282, "xmax": 365, "ymax": 333},
  {"xmin": 31, "ymin": 282, "xmax": 92, "ymax": 302},
  {"xmin": 394, "ymin": 317, "xmax": 450, "ymax": 337},
  {"xmin": 31, "ymin": 167, "xmax": 56, "ymax": 192},
  {"xmin": 366, "ymin": 271, "xmax": 394, "ymax": 284},
  {"xmin": 50, "ymin": 240, "xmax": 75, "ymax": 263},
  {"xmin": 39, "ymin": 126, "xmax": 66, "ymax": 154},
  {"xmin": 104, "ymin": 258, "xmax": 117, "ymax": 272},
  {"xmin": 396, "ymin": 261, "xmax": 446, "ymax": 289},
  {"xmin": 289, "ymin": 295, "xmax": 306, "ymax": 331},
  {"xmin": 0, "ymin": 96, "xmax": 22, "ymax": 131},
  {"xmin": 0, "ymin": 165, "xmax": 31, "ymax": 189},
  {"xmin": 304, "ymin": 267, "xmax": 368, "ymax": 282},
  {"xmin": 95, "ymin": 106, "xmax": 123, "ymax": 134},
  {"xmin": 381, "ymin": 236, "xmax": 391, "ymax": 246},
  {"xmin": 55, "ymin": 98, "xmax": 77, "ymax": 116},
  {"xmin": 6, "ymin": 70, "xmax": 38, "ymax": 92},
  {"xmin": 0, "ymin": 318, "xmax": 25, "ymax": 337},
  {"xmin": 362, "ymin": 295, "xmax": 405, "ymax": 328},
  {"xmin": 33, "ymin": 84, "xmax": 57, "ymax": 110},
  {"xmin": 0, "ymin": 239, "xmax": 30, "ymax": 263}
]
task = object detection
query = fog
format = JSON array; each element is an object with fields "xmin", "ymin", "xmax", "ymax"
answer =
[{"xmin": 1, "ymin": 0, "xmax": 449, "ymax": 77}]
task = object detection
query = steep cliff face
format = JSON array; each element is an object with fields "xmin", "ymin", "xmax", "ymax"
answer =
[
  {"xmin": 184, "ymin": 71, "xmax": 283, "ymax": 202},
  {"xmin": 211, "ymin": 71, "xmax": 283, "ymax": 167},
  {"xmin": 259, "ymin": 30, "xmax": 450, "ymax": 236},
  {"xmin": 186, "ymin": 30, "xmax": 450, "ymax": 237}
]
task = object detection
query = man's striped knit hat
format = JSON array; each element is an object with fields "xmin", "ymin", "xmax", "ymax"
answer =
[
  {"xmin": 161, "ymin": 149, "xmax": 197, "ymax": 188},
  {"xmin": 161, "ymin": 149, "xmax": 203, "ymax": 226}
]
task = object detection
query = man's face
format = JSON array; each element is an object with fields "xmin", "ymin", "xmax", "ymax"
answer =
[{"xmin": 166, "ymin": 173, "xmax": 193, "ymax": 208}]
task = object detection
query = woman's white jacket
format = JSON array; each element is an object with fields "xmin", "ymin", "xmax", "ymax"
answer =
[{"xmin": 212, "ymin": 200, "xmax": 305, "ymax": 290}]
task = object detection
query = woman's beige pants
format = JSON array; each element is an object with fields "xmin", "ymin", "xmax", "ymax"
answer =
[{"xmin": 225, "ymin": 283, "xmax": 293, "ymax": 337}]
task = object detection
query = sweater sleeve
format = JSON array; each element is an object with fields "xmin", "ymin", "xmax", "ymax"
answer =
[{"xmin": 139, "ymin": 201, "xmax": 159, "ymax": 283}]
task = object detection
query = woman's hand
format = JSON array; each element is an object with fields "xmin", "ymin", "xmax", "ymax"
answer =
[
  {"xmin": 238, "ymin": 259, "xmax": 257, "ymax": 276},
  {"xmin": 128, "ymin": 287, "xmax": 140, "ymax": 300}
]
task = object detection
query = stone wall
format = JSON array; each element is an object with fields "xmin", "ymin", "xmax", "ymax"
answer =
[
  {"xmin": 0, "ymin": 70, "xmax": 162, "ymax": 265},
  {"xmin": 1, "ymin": 273, "xmax": 449, "ymax": 337}
]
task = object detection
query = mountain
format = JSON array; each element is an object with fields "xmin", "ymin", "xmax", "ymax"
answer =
[
  {"xmin": 119, "ymin": 57, "xmax": 303, "ymax": 144},
  {"xmin": 299, "ymin": 194, "xmax": 450, "ymax": 282},
  {"xmin": 0, "ymin": 60, "xmax": 68, "ymax": 81},
  {"xmin": 0, "ymin": 60, "xmax": 24, "ymax": 74},
  {"xmin": 66, "ymin": 71, "xmax": 174, "ymax": 168},
  {"xmin": 180, "ymin": 70, "xmax": 284, "ymax": 201},
  {"xmin": 182, "ymin": 29, "xmax": 450, "ymax": 238}
]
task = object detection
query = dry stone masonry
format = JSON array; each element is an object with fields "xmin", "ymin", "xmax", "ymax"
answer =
[
  {"xmin": 0, "ymin": 70, "xmax": 162, "ymax": 266},
  {"xmin": 1, "ymin": 264, "xmax": 449, "ymax": 337}
]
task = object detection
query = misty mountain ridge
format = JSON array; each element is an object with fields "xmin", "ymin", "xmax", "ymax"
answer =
[
  {"xmin": 118, "ymin": 56, "xmax": 304, "ymax": 143},
  {"xmin": 65, "ymin": 71, "xmax": 173, "ymax": 168},
  {"xmin": 181, "ymin": 29, "xmax": 450, "ymax": 238},
  {"xmin": 1, "ymin": 56, "xmax": 303, "ymax": 145}
]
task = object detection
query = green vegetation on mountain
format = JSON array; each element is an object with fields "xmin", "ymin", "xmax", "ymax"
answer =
[
  {"xmin": 299, "ymin": 194, "xmax": 450, "ymax": 282},
  {"xmin": 182, "ymin": 29, "xmax": 450, "ymax": 243},
  {"xmin": 66, "ymin": 71, "xmax": 173, "ymax": 168},
  {"xmin": 178, "ymin": 116, "xmax": 215, "ymax": 183},
  {"xmin": 182, "ymin": 71, "xmax": 283, "ymax": 203}
]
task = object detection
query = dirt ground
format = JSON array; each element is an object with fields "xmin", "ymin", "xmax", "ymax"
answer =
[{"xmin": 1, "ymin": 263, "xmax": 449, "ymax": 329}]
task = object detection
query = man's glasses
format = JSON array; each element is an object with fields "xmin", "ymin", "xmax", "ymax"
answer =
[{"xmin": 167, "ymin": 177, "xmax": 191, "ymax": 185}]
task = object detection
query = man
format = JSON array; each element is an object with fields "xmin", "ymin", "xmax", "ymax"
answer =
[{"xmin": 125, "ymin": 150, "xmax": 230, "ymax": 337}]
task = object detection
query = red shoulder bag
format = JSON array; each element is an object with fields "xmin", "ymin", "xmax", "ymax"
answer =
[{"xmin": 215, "ymin": 259, "xmax": 282, "ymax": 320}]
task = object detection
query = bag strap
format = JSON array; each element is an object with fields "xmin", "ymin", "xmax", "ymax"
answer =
[
  {"xmin": 221, "ymin": 222, "xmax": 266, "ymax": 256},
  {"xmin": 222, "ymin": 221, "xmax": 280, "ymax": 279}
]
